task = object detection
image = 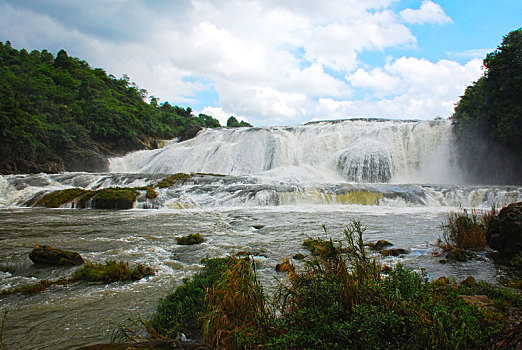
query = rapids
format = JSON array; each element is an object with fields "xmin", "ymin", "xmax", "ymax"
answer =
[{"xmin": 1, "ymin": 118, "xmax": 521, "ymax": 349}]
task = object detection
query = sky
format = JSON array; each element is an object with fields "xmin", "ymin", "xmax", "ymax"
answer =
[{"xmin": 0, "ymin": 1, "xmax": 520, "ymax": 126}]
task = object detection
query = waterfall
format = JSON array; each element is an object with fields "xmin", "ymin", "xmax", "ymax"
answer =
[{"xmin": 109, "ymin": 119, "xmax": 460, "ymax": 184}]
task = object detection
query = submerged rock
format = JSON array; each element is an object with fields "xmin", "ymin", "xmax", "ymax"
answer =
[
  {"xmin": 293, "ymin": 253, "xmax": 307, "ymax": 260},
  {"xmin": 443, "ymin": 248, "xmax": 476, "ymax": 262},
  {"xmin": 29, "ymin": 245, "xmax": 85, "ymax": 266},
  {"xmin": 379, "ymin": 248, "xmax": 410, "ymax": 257}
]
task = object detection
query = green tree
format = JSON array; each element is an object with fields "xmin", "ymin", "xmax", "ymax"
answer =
[{"xmin": 452, "ymin": 28, "xmax": 522, "ymax": 184}]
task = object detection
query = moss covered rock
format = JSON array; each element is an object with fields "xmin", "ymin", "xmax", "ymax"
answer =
[
  {"xmin": 29, "ymin": 245, "xmax": 85, "ymax": 266},
  {"xmin": 157, "ymin": 173, "xmax": 191, "ymax": 188},
  {"xmin": 34, "ymin": 188, "xmax": 95, "ymax": 208},
  {"xmin": 176, "ymin": 233, "xmax": 205, "ymax": 245},
  {"xmin": 444, "ymin": 248, "xmax": 476, "ymax": 262},
  {"xmin": 92, "ymin": 188, "xmax": 139, "ymax": 209}
]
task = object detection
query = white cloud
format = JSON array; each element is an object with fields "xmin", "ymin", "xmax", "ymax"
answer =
[
  {"xmin": 400, "ymin": 1, "xmax": 452, "ymax": 25},
  {"xmin": 330, "ymin": 57, "xmax": 483, "ymax": 119},
  {"xmin": 0, "ymin": 0, "xmax": 483, "ymax": 126}
]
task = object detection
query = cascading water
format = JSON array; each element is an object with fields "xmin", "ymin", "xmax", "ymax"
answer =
[
  {"xmin": 109, "ymin": 119, "xmax": 459, "ymax": 184},
  {"xmin": 1, "ymin": 119, "xmax": 521, "ymax": 209}
]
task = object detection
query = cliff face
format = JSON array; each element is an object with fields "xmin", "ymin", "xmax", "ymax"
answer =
[{"xmin": 0, "ymin": 42, "xmax": 218, "ymax": 174}]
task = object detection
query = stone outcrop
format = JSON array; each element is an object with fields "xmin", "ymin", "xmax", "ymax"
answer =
[
  {"xmin": 487, "ymin": 202, "xmax": 522, "ymax": 263},
  {"xmin": 29, "ymin": 245, "xmax": 85, "ymax": 266}
]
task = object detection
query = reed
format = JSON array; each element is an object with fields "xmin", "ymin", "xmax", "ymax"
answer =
[
  {"xmin": 202, "ymin": 256, "xmax": 267, "ymax": 349},
  {"xmin": 438, "ymin": 208, "xmax": 487, "ymax": 250}
]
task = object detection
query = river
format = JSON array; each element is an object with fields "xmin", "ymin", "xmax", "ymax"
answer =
[{"xmin": 1, "ymin": 119, "xmax": 521, "ymax": 349}]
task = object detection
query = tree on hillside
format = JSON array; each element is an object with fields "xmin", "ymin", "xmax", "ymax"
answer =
[
  {"xmin": 0, "ymin": 42, "xmax": 223, "ymax": 174},
  {"xmin": 451, "ymin": 28, "xmax": 522, "ymax": 184}
]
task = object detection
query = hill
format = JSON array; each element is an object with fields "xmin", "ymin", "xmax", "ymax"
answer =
[{"xmin": 0, "ymin": 41, "xmax": 224, "ymax": 173}]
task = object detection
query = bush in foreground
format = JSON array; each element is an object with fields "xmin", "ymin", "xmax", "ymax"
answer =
[{"xmin": 141, "ymin": 221, "xmax": 516, "ymax": 349}]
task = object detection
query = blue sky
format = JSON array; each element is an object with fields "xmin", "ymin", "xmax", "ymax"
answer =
[{"xmin": 0, "ymin": 0, "xmax": 520, "ymax": 126}]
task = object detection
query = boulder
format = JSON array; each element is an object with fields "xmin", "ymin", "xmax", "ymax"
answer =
[
  {"xmin": 29, "ymin": 245, "xmax": 85, "ymax": 266},
  {"xmin": 292, "ymin": 253, "xmax": 307, "ymax": 260},
  {"xmin": 444, "ymin": 248, "xmax": 476, "ymax": 262},
  {"xmin": 368, "ymin": 240, "xmax": 393, "ymax": 251},
  {"xmin": 487, "ymin": 202, "xmax": 522, "ymax": 262}
]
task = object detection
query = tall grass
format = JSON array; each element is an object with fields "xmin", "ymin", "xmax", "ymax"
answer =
[
  {"xmin": 202, "ymin": 256, "xmax": 267, "ymax": 349},
  {"xmin": 438, "ymin": 208, "xmax": 488, "ymax": 250}
]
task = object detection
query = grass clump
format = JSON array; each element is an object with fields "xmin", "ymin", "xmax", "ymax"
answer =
[
  {"xmin": 438, "ymin": 208, "xmax": 487, "ymax": 250},
  {"xmin": 176, "ymin": 233, "xmax": 205, "ymax": 245},
  {"xmin": 157, "ymin": 173, "xmax": 191, "ymax": 188},
  {"xmin": 70, "ymin": 260, "xmax": 154, "ymax": 284}
]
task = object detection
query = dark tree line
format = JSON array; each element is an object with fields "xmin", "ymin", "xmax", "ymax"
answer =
[
  {"xmin": 0, "ymin": 42, "xmax": 251, "ymax": 174},
  {"xmin": 451, "ymin": 28, "xmax": 522, "ymax": 184}
]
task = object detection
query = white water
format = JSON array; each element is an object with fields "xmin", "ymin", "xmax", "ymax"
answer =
[
  {"xmin": 1, "ymin": 119, "xmax": 522, "ymax": 349},
  {"xmin": 110, "ymin": 119, "xmax": 460, "ymax": 184}
]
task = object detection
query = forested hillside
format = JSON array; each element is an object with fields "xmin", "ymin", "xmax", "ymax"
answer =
[
  {"xmin": 451, "ymin": 28, "xmax": 522, "ymax": 184},
  {"xmin": 0, "ymin": 41, "xmax": 226, "ymax": 173}
]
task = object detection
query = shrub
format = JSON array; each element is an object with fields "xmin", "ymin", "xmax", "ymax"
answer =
[
  {"xmin": 70, "ymin": 260, "xmax": 154, "ymax": 284},
  {"xmin": 147, "ymin": 257, "xmax": 231, "ymax": 339},
  {"xmin": 176, "ymin": 233, "xmax": 205, "ymax": 245},
  {"xmin": 438, "ymin": 208, "xmax": 486, "ymax": 250}
]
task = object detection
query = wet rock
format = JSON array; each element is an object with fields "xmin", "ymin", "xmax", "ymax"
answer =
[
  {"xmin": 176, "ymin": 234, "xmax": 205, "ymax": 245},
  {"xmin": 293, "ymin": 253, "xmax": 307, "ymax": 260},
  {"xmin": 368, "ymin": 240, "xmax": 393, "ymax": 251},
  {"xmin": 379, "ymin": 248, "xmax": 410, "ymax": 257},
  {"xmin": 444, "ymin": 248, "xmax": 476, "ymax": 262},
  {"xmin": 487, "ymin": 202, "xmax": 522, "ymax": 263},
  {"xmin": 29, "ymin": 245, "xmax": 85, "ymax": 266}
]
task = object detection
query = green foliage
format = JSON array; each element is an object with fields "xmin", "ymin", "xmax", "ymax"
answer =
[
  {"xmin": 147, "ymin": 257, "xmax": 231, "ymax": 339},
  {"xmin": 438, "ymin": 209, "xmax": 486, "ymax": 250},
  {"xmin": 202, "ymin": 256, "xmax": 267, "ymax": 349},
  {"xmin": 451, "ymin": 28, "xmax": 522, "ymax": 183},
  {"xmin": 0, "ymin": 42, "xmax": 224, "ymax": 174},
  {"xmin": 70, "ymin": 260, "xmax": 155, "ymax": 284},
  {"xmin": 0, "ymin": 309, "xmax": 7, "ymax": 350},
  {"xmin": 176, "ymin": 233, "xmax": 205, "ymax": 245},
  {"xmin": 140, "ymin": 221, "xmax": 516, "ymax": 349},
  {"xmin": 226, "ymin": 116, "xmax": 252, "ymax": 128}
]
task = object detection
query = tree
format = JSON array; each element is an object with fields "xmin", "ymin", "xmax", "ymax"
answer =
[{"xmin": 451, "ymin": 28, "xmax": 522, "ymax": 184}]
